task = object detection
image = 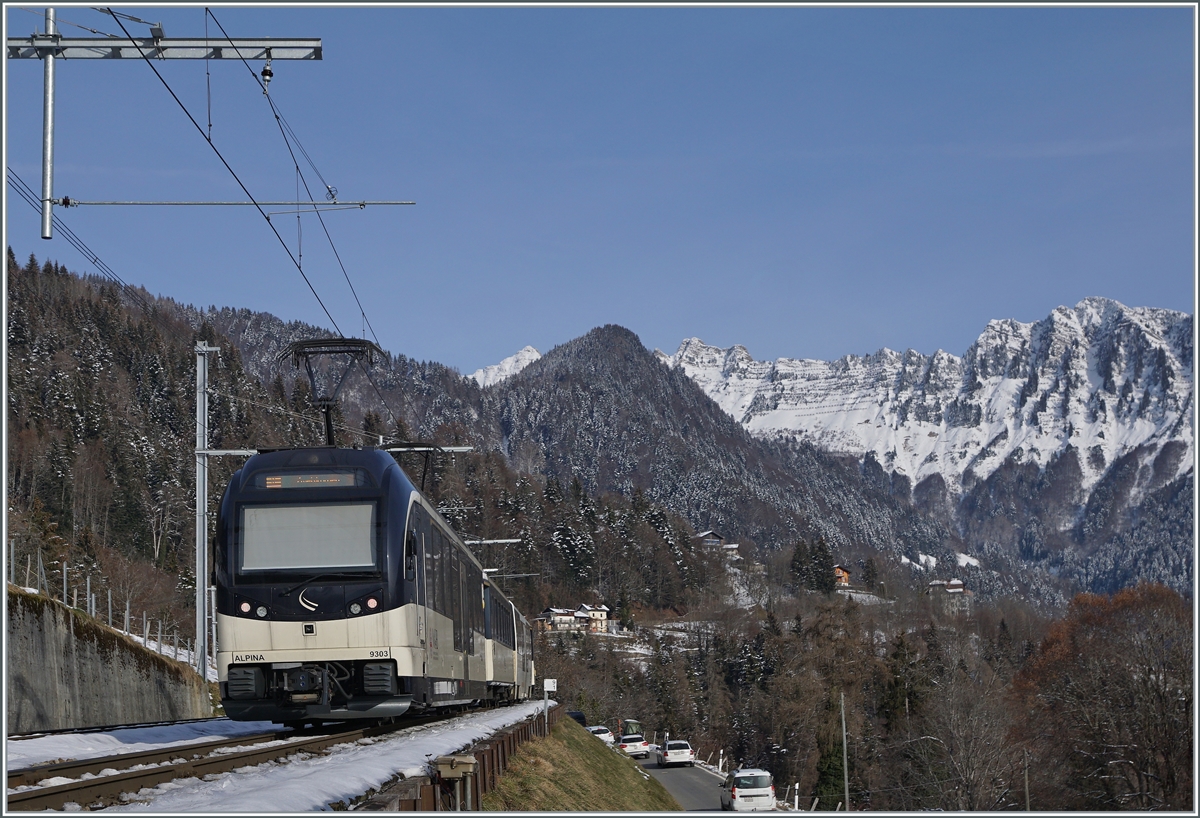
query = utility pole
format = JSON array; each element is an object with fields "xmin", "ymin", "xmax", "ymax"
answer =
[
  {"xmin": 7, "ymin": 9, "xmax": 322, "ymax": 239},
  {"xmin": 194, "ymin": 344, "xmax": 255, "ymax": 678},
  {"xmin": 39, "ymin": 8, "xmax": 55, "ymax": 238},
  {"xmin": 841, "ymin": 691, "xmax": 850, "ymax": 811},
  {"xmin": 1024, "ymin": 749, "xmax": 1030, "ymax": 810},
  {"xmin": 195, "ymin": 342, "xmax": 217, "ymax": 675}
]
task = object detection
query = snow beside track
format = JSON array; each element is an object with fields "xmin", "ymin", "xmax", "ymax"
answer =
[
  {"xmin": 7, "ymin": 702, "xmax": 554, "ymax": 812},
  {"xmin": 5, "ymin": 720, "xmax": 279, "ymax": 769}
]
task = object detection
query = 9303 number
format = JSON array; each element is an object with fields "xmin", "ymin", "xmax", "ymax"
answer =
[{"xmin": 369, "ymin": 649, "xmax": 391, "ymax": 658}]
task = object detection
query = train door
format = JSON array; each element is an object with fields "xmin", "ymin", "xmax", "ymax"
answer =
[
  {"xmin": 412, "ymin": 505, "xmax": 428, "ymax": 649},
  {"xmin": 460, "ymin": 563, "xmax": 474, "ymax": 684}
]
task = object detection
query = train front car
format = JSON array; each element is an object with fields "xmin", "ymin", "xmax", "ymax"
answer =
[{"xmin": 215, "ymin": 447, "xmax": 421, "ymax": 724}]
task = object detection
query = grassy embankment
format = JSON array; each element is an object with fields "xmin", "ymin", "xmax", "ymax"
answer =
[{"xmin": 482, "ymin": 717, "xmax": 681, "ymax": 811}]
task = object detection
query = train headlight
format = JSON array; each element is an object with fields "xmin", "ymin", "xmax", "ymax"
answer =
[
  {"xmin": 367, "ymin": 597, "xmax": 378, "ymax": 609},
  {"xmin": 240, "ymin": 602, "xmax": 251, "ymax": 613},
  {"xmin": 256, "ymin": 606, "xmax": 268, "ymax": 618},
  {"xmin": 349, "ymin": 602, "xmax": 362, "ymax": 615}
]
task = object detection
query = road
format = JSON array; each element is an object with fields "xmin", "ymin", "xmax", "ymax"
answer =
[{"xmin": 639, "ymin": 755, "xmax": 726, "ymax": 811}]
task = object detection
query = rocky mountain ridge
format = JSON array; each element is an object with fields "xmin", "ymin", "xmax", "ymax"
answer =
[{"xmin": 656, "ymin": 298, "xmax": 1192, "ymax": 503}]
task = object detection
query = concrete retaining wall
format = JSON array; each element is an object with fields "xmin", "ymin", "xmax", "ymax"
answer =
[{"xmin": 6, "ymin": 587, "xmax": 214, "ymax": 734}]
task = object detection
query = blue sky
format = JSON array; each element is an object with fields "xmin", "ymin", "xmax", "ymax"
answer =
[{"xmin": 4, "ymin": 5, "xmax": 1195, "ymax": 375}]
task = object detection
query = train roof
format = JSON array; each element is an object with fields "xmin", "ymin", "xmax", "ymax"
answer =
[{"xmin": 232, "ymin": 446, "xmax": 411, "ymax": 492}]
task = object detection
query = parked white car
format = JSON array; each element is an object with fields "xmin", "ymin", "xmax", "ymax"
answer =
[
  {"xmin": 719, "ymin": 768, "xmax": 775, "ymax": 811},
  {"xmin": 656, "ymin": 739, "xmax": 695, "ymax": 767},
  {"xmin": 587, "ymin": 725, "xmax": 615, "ymax": 745}
]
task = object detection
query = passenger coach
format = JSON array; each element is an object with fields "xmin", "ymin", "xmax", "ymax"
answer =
[{"xmin": 214, "ymin": 446, "xmax": 534, "ymax": 724}]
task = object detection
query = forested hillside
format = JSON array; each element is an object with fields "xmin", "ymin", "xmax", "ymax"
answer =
[
  {"xmin": 5, "ymin": 251, "xmax": 718, "ymax": 625},
  {"xmin": 538, "ymin": 581, "xmax": 1191, "ymax": 811}
]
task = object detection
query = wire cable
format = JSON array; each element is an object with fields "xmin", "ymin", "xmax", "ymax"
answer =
[
  {"xmin": 7, "ymin": 167, "xmax": 157, "ymax": 315},
  {"xmin": 14, "ymin": 7, "xmax": 119, "ymax": 37},
  {"xmin": 204, "ymin": 9, "xmax": 401, "ymax": 428},
  {"xmin": 9, "ymin": 171, "xmax": 401, "ymax": 443},
  {"xmin": 92, "ymin": 8, "xmax": 157, "ymax": 27},
  {"xmin": 206, "ymin": 10, "xmax": 337, "ymax": 198},
  {"xmin": 204, "ymin": 386, "xmax": 365, "ymax": 438},
  {"xmin": 103, "ymin": 7, "xmax": 344, "ymax": 338},
  {"xmin": 204, "ymin": 9, "xmax": 380, "ymax": 348},
  {"xmin": 204, "ymin": 8, "xmax": 213, "ymax": 141}
]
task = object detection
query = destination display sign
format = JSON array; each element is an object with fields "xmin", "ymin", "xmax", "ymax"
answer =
[{"xmin": 262, "ymin": 473, "xmax": 357, "ymax": 489}]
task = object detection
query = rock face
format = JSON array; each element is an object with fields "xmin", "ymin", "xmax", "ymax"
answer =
[
  {"xmin": 662, "ymin": 298, "xmax": 1191, "ymax": 496},
  {"xmin": 7, "ymin": 589, "xmax": 213, "ymax": 732},
  {"xmin": 660, "ymin": 298, "xmax": 1194, "ymax": 595}
]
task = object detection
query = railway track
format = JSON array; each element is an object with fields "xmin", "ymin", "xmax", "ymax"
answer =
[
  {"xmin": 7, "ymin": 716, "xmax": 444, "ymax": 811},
  {"xmin": 7, "ymin": 716, "xmax": 226, "ymax": 742}
]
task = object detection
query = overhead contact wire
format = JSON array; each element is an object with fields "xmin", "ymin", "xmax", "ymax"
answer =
[
  {"xmin": 104, "ymin": 8, "xmax": 344, "ymax": 338},
  {"xmin": 205, "ymin": 9, "xmax": 380, "ymax": 348},
  {"xmin": 8, "ymin": 168, "xmax": 155, "ymax": 315},
  {"xmin": 205, "ymin": 9, "xmax": 402, "ymax": 429}
]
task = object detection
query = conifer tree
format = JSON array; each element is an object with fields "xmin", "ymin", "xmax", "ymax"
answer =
[
  {"xmin": 790, "ymin": 540, "xmax": 811, "ymax": 589},
  {"xmin": 362, "ymin": 410, "xmax": 385, "ymax": 441},
  {"xmin": 861, "ymin": 557, "xmax": 878, "ymax": 591},
  {"xmin": 809, "ymin": 537, "xmax": 836, "ymax": 593}
]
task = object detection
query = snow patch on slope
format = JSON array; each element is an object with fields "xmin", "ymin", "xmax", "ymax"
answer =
[{"xmin": 471, "ymin": 346, "xmax": 541, "ymax": 387}]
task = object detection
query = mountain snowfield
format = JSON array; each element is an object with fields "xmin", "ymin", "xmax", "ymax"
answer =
[
  {"xmin": 654, "ymin": 298, "xmax": 1193, "ymax": 507},
  {"xmin": 472, "ymin": 345, "xmax": 542, "ymax": 387}
]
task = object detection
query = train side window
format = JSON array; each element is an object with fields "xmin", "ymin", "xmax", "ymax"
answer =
[{"xmin": 404, "ymin": 528, "xmax": 417, "ymax": 581}]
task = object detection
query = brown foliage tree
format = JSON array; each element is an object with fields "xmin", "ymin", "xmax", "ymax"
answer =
[{"xmin": 1011, "ymin": 583, "xmax": 1193, "ymax": 810}]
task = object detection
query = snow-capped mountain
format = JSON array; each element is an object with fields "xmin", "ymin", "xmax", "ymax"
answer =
[
  {"xmin": 659, "ymin": 297, "xmax": 1193, "ymax": 505},
  {"xmin": 471, "ymin": 346, "xmax": 541, "ymax": 388}
]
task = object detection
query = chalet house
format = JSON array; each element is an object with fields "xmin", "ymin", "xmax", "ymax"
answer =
[
  {"xmin": 926, "ymin": 578, "xmax": 973, "ymax": 616},
  {"xmin": 577, "ymin": 604, "xmax": 611, "ymax": 632},
  {"xmin": 534, "ymin": 604, "xmax": 613, "ymax": 633},
  {"xmin": 694, "ymin": 530, "xmax": 740, "ymax": 561},
  {"xmin": 533, "ymin": 607, "xmax": 578, "ymax": 632},
  {"xmin": 833, "ymin": 564, "xmax": 852, "ymax": 587}
]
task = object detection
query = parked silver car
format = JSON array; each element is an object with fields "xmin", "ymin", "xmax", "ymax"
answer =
[
  {"xmin": 656, "ymin": 739, "xmax": 695, "ymax": 767},
  {"xmin": 587, "ymin": 725, "xmax": 615, "ymax": 745},
  {"xmin": 617, "ymin": 734, "xmax": 650, "ymax": 759},
  {"xmin": 719, "ymin": 768, "xmax": 775, "ymax": 811}
]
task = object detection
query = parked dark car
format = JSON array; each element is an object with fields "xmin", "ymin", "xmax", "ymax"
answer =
[{"xmin": 566, "ymin": 710, "xmax": 588, "ymax": 727}]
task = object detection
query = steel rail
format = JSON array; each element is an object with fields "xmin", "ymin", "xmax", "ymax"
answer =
[
  {"xmin": 5, "ymin": 719, "xmax": 424, "ymax": 811},
  {"xmin": 6, "ymin": 716, "xmax": 225, "ymax": 741},
  {"xmin": 8, "ymin": 727, "xmax": 288, "ymax": 787}
]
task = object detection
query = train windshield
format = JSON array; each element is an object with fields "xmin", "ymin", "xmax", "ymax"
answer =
[{"xmin": 238, "ymin": 501, "xmax": 378, "ymax": 573}]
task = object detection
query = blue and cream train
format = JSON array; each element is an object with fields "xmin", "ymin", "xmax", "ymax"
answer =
[{"xmin": 214, "ymin": 446, "xmax": 535, "ymax": 724}]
